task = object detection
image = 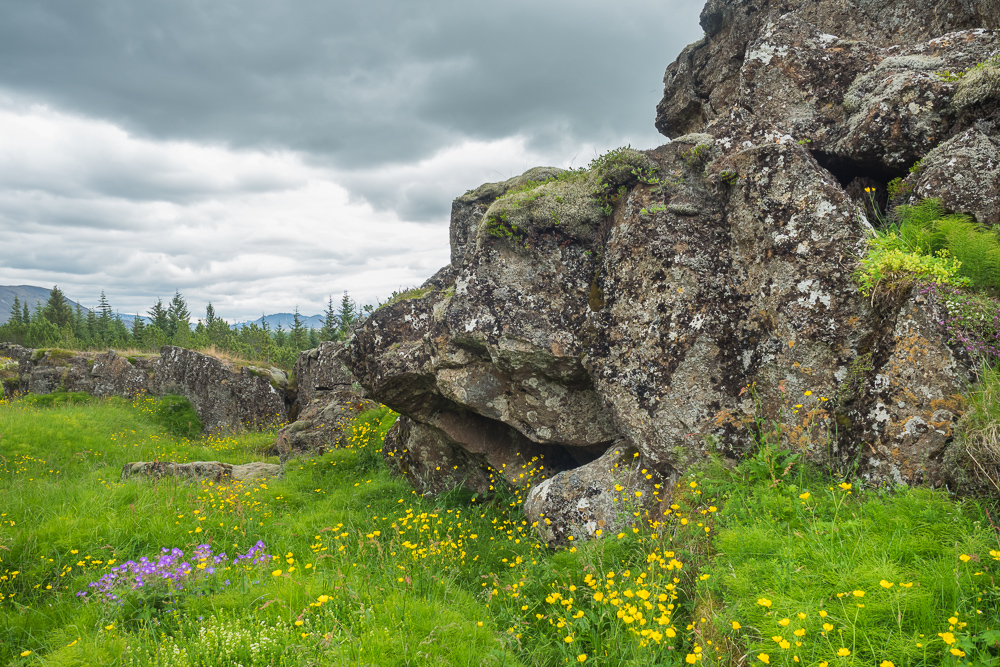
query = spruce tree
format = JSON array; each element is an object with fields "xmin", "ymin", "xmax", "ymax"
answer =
[
  {"xmin": 131, "ymin": 314, "xmax": 145, "ymax": 340},
  {"xmin": 289, "ymin": 307, "xmax": 307, "ymax": 351},
  {"xmin": 321, "ymin": 295, "xmax": 339, "ymax": 341},
  {"xmin": 272, "ymin": 322, "xmax": 287, "ymax": 349},
  {"xmin": 42, "ymin": 286, "xmax": 74, "ymax": 328},
  {"xmin": 96, "ymin": 291, "xmax": 114, "ymax": 343},
  {"xmin": 148, "ymin": 299, "xmax": 170, "ymax": 333},
  {"xmin": 337, "ymin": 291, "xmax": 357, "ymax": 338},
  {"xmin": 9, "ymin": 296, "xmax": 22, "ymax": 325},
  {"xmin": 167, "ymin": 291, "xmax": 191, "ymax": 339}
]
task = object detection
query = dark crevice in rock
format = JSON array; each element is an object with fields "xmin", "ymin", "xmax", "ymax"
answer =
[{"xmin": 810, "ymin": 150, "xmax": 908, "ymax": 187}]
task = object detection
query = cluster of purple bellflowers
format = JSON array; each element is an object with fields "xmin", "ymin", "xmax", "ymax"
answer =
[{"xmin": 78, "ymin": 541, "xmax": 270, "ymax": 602}]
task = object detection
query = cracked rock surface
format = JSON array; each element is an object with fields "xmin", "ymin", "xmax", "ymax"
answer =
[{"xmin": 346, "ymin": 0, "xmax": 1000, "ymax": 538}]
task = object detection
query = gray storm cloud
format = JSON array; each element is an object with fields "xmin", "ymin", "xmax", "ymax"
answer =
[{"xmin": 0, "ymin": 0, "xmax": 703, "ymax": 320}]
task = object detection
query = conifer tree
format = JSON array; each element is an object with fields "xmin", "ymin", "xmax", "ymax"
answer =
[
  {"xmin": 96, "ymin": 291, "xmax": 114, "ymax": 342},
  {"xmin": 9, "ymin": 295, "xmax": 22, "ymax": 325},
  {"xmin": 289, "ymin": 307, "xmax": 307, "ymax": 351},
  {"xmin": 42, "ymin": 286, "xmax": 74, "ymax": 328},
  {"xmin": 148, "ymin": 299, "xmax": 169, "ymax": 332},
  {"xmin": 337, "ymin": 291, "xmax": 357, "ymax": 338},
  {"xmin": 131, "ymin": 314, "xmax": 145, "ymax": 340},
  {"xmin": 167, "ymin": 291, "xmax": 191, "ymax": 338},
  {"xmin": 321, "ymin": 295, "xmax": 339, "ymax": 341}
]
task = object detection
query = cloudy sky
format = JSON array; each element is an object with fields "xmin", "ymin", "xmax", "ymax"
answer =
[{"xmin": 0, "ymin": 0, "xmax": 703, "ymax": 322}]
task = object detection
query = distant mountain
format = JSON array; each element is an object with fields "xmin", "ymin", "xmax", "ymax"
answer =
[
  {"xmin": 234, "ymin": 313, "xmax": 325, "ymax": 330},
  {"xmin": 0, "ymin": 285, "xmax": 90, "ymax": 325}
]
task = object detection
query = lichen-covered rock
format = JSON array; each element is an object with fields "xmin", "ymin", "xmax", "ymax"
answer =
[
  {"xmin": 382, "ymin": 415, "xmax": 495, "ymax": 496},
  {"xmin": 901, "ymin": 124, "xmax": 1000, "ymax": 226},
  {"xmin": 291, "ymin": 341, "xmax": 355, "ymax": 410},
  {"xmin": 120, "ymin": 460, "xmax": 283, "ymax": 483},
  {"xmin": 0, "ymin": 343, "xmax": 31, "ymax": 395},
  {"xmin": 346, "ymin": 0, "xmax": 1000, "ymax": 539},
  {"xmin": 524, "ymin": 445, "xmax": 666, "ymax": 548},
  {"xmin": 121, "ymin": 460, "xmax": 234, "ymax": 482},
  {"xmin": 450, "ymin": 166, "xmax": 566, "ymax": 267},
  {"xmin": 657, "ymin": 0, "xmax": 999, "ymax": 142},
  {"xmin": 0, "ymin": 344, "xmax": 289, "ymax": 432},
  {"xmin": 151, "ymin": 346, "xmax": 287, "ymax": 431},
  {"xmin": 274, "ymin": 342, "xmax": 377, "ymax": 462},
  {"xmin": 274, "ymin": 388, "xmax": 376, "ymax": 462}
]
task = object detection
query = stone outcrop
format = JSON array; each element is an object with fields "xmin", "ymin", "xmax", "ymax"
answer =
[
  {"xmin": 149, "ymin": 346, "xmax": 287, "ymax": 431},
  {"xmin": 0, "ymin": 343, "xmax": 288, "ymax": 432},
  {"xmin": 273, "ymin": 341, "xmax": 377, "ymax": 462},
  {"xmin": 345, "ymin": 0, "xmax": 1000, "ymax": 534},
  {"xmin": 120, "ymin": 460, "xmax": 283, "ymax": 483}
]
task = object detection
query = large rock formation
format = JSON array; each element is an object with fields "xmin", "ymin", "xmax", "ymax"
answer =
[
  {"xmin": 273, "ymin": 341, "xmax": 377, "ymax": 463},
  {"xmin": 345, "ymin": 0, "xmax": 1000, "ymax": 540},
  {"xmin": 0, "ymin": 343, "xmax": 288, "ymax": 432}
]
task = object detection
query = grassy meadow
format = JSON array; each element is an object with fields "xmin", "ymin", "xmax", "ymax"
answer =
[{"xmin": 1, "ymin": 393, "xmax": 998, "ymax": 666}]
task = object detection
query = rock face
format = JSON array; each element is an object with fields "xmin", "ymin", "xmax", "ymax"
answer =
[
  {"xmin": 0, "ymin": 343, "xmax": 289, "ymax": 432},
  {"xmin": 273, "ymin": 341, "xmax": 377, "ymax": 462},
  {"xmin": 150, "ymin": 347, "xmax": 287, "ymax": 431},
  {"xmin": 346, "ymin": 0, "xmax": 999, "ymax": 533}
]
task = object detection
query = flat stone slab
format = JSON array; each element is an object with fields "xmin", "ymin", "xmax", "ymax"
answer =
[{"xmin": 120, "ymin": 460, "xmax": 283, "ymax": 483}]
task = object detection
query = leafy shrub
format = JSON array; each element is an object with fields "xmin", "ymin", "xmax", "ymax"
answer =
[
  {"xmin": 153, "ymin": 394, "xmax": 203, "ymax": 438},
  {"xmin": 855, "ymin": 241, "xmax": 967, "ymax": 297}
]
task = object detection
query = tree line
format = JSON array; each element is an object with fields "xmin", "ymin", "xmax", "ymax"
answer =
[{"xmin": 0, "ymin": 287, "xmax": 361, "ymax": 369}]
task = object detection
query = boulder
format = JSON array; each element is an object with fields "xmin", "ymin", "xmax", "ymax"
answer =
[
  {"xmin": 900, "ymin": 124, "xmax": 1000, "ymax": 226},
  {"xmin": 524, "ymin": 445, "xmax": 666, "ymax": 548},
  {"xmin": 149, "ymin": 346, "xmax": 287, "ymax": 431},
  {"xmin": 345, "ymin": 0, "xmax": 1000, "ymax": 543},
  {"xmin": 0, "ymin": 343, "xmax": 31, "ymax": 395},
  {"xmin": 274, "ymin": 388, "xmax": 377, "ymax": 462},
  {"xmin": 656, "ymin": 0, "xmax": 999, "ymax": 142},
  {"xmin": 273, "ymin": 342, "xmax": 378, "ymax": 462},
  {"xmin": 291, "ymin": 341, "xmax": 356, "ymax": 410},
  {"xmin": 120, "ymin": 460, "xmax": 283, "ymax": 483}
]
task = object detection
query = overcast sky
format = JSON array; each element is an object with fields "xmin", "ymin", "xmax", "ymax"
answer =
[{"xmin": 0, "ymin": 0, "xmax": 703, "ymax": 322}]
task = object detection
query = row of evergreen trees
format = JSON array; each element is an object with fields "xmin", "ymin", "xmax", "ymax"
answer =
[{"xmin": 0, "ymin": 287, "xmax": 361, "ymax": 369}]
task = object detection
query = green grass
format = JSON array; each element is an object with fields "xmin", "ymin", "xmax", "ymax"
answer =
[
  {"xmin": 1, "ymin": 395, "xmax": 998, "ymax": 666},
  {"xmin": 690, "ymin": 455, "xmax": 1000, "ymax": 667}
]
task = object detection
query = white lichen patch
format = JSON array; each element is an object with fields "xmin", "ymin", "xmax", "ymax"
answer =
[
  {"xmin": 747, "ymin": 41, "xmax": 790, "ymax": 66},
  {"xmin": 795, "ymin": 278, "xmax": 832, "ymax": 309}
]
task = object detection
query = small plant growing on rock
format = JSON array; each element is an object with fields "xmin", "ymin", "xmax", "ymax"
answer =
[
  {"xmin": 588, "ymin": 145, "xmax": 660, "ymax": 217},
  {"xmin": 851, "ymin": 198, "xmax": 1000, "ymax": 299}
]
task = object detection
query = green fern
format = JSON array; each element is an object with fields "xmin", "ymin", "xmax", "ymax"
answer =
[{"xmin": 892, "ymin": 199, "xmax": 1000, "ymax": 292}]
